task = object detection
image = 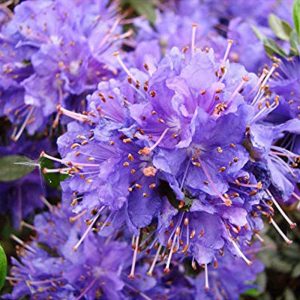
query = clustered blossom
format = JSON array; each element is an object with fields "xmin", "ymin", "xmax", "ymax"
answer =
[
  {"xmin": 0, "ymin": 0, "xmax": 123, "ymax": 138},
  {"xmin": 1, "ymin": 0, "xmax": 299, "ymax": 300},
  {"xmin": 45, "ymin": 33, "xmax": 299, "ymax": 289}
]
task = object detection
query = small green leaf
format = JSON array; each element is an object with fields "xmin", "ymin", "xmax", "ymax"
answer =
[
  {"xmin": 252, "ymin": 25, "xmax": 266, "ymax": 41},
  {"xmin": 263, "ymin": 38, "xmax": 287, "ymax": 57},
  {"xmin": 293, "ymin": 0, "xmax": 300, "ymax": 37},
  {"xmin": 0, "ymin": 244, "xmax": 7, "ymax": 290},
  {"xmin": 0, "ymin": 155, "xmax": 35, "ymax": 182},
  {"xmin": 284, "ymin": 289, "xmax": 297, "ymax": 300},
  {"xmin": 269, "ymin": 14, "xmax": 292, "ymax": 41},
  {"xmin": 39, "ymin": 157, "xmax": 69, "ymax": 188},
  {"xmin": 243, "ymin": 288, "xmax": 261, "ymax": 297},
  {"xmin": 292, "ymin": 263, "xmax": 300, "ymax": 277},
  {"xmin": 129, "ymin": 0, "xmax": 156, "ymax": 24},
  {"xmin": 289, "ymin": 30, "xmax": 300, "ymax": 55}
]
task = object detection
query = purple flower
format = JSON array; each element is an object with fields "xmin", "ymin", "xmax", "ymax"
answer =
[
  {"xmin": 0, "ymin": 0, "xmax": 123, "ymax": 139},
  {"xmin": 270, "ymin": 57, "xmax": 300, "ymax": 119},
  {"xmin": 228, "ymin": 19, "xmax": 270, "ymax": 72},
  {"xmin": 45, "ymin": 30, "xmax": 298, "ymax": 281},
  {"xmin": 193, "ymin": 246, "xmax": 264, "ymax": 300},
  {"xmin": 7, "ymin": 205, "xmax": 131, "ymax": 300}
]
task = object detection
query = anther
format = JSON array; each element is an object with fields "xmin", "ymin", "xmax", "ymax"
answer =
[{"xmin": 143, "ymin": 166, "xmax": 157, "ymax": 177}]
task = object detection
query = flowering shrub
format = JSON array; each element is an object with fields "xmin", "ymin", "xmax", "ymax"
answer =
[{"xmin": 0, "ymin": 0, "xmax": 300, "ymax": 299}]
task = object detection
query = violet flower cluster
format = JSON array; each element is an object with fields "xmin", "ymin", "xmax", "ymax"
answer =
[
  {"xmin": 1, "ymin": 0, "xmax": 299, "ymax": 300},
  {"xmin": 0, "ymin": 0, "xmax": 122, "ymax": 138}
]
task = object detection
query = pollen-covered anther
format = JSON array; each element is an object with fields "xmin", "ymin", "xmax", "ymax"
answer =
[
  {"xmin": 150, "ymin": 90, "xmax": 156, "ymax": 97},
  {"xmin": 143, "ymin": 166, "xmax": 157, "ymax": 177},
  {"xmin": 123, "ymin": 161, "xmax": 129, "ymax": 167},
  {"xmin": 217, "ymin": 147, "xmax": 223, "ymax": 153},
  {"xmin": 256, "ymin": 181, "xmax": 263, "ymax": 189},
  {"xmin": 190, "ymin": 230, "xmax": 196, "ymax": 239},
  {"xmin": 242, "ymin": 75, "xmax": 249, "ymax": 82},
  {"xmin": 138, "ymin": 147, "xmax": 151, "ymax": 156},
  {"xmin": 219, "ymin": 166, "xmax": 226, "ymax": 172},
  {"xmin": 71, "ymin": 143, "xmax": 80, "ymax": 149},
  {"xmin": 178, "ymin": 201, "xmax": 185, "ymax": 209},
  {"xmin": 199, "ymin": 229, "xmax": 205, "ymax": 237},
  {"xmin": 123, "ymin": 138, "xmax": 132, "ymax": 144},
  {"xmin": 144, "ymin": 183, "xmax": 154, "ymax": 191},
  {"xmin": 192, "ymin": 161, "xmax": 201, "ymax": 167},
  {"xmin": 184, "ymin": 217, "xmax": 189, "ymax": 226},
  {"xmin": 223, "ymin": 194, "xmax": 232, "ymax": 206}
]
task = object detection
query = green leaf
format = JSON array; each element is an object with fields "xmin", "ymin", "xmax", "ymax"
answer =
[
  {"xmin": 269, "ymin": 14, "xmax": 292, "ymax": 41},
  {"xmin": 263, "ymin": 38, "xmax": 287, "ymax": 57},
  {"xmin": 252, "ymin": 25, "xmax": 266, "ymax": 41},
  {"xmin": 243, "ymin": 288, "xmax": 261, "ymax": 297},
  {"xmin": 284, "ymin": 289, "xmax": 297, "ymax": 300},
  {"xmin": 289, "ymin": 30, "xmax": 300, "ymax": 55},
  {"xmin": 128, "ymin": 0, "xmax": 156, "ymax": 24},
  {"xmin": 293, "ymin": 0, "xmax": 300, "ymax": 37},
  {"xmin": 39, "ymin": 157, "xmax": 69, "ymax": 188},
  {"xmin": 292, "ymin": 263, "xmax": 300, "ymax": 277},
  {"xmin": 0, "ymin": 155, "xmax": 35, "ymax": 182},
  {"xmin": 0, "ymin": 244, "xmax": 7, "ymax": 290}
]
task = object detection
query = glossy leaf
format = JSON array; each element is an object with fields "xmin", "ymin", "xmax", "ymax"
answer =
[
  {"xmin": 39, "ymin": 157, "xmax": 69, "ymax": 188},
  {"xmin": 128, "ymin": 0, "xmax": 156, "ymax": 23},
  {"xmin": 293, "ymin": 0, "xmax": 300, "ymax": 37},
  {"xmin": 263, "ymin": 38, "xmax": 287, "ymax": 57},
  {"xmin": 0, "ymin": 244, "xmax": 7, "ymax": 290},
  {"xmin": 269, "ymin": 14, "xmax": 292, "ymax": 41},
  {"xmin": 0, "ymin": 155, "xmax": 35, "ymax": 182}
]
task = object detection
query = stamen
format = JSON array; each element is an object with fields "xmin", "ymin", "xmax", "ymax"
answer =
[
  {"xmin": 231, "ymin": 238, "xmax": 252, "ymax": 265},
  {"xmin": 40, "ymin": 151, "xmax": 68, "ymax": 165},
  {"xmin": 200, "ymin": 159, "xmax": 232, "ymax": 206},
  {"xmin": 129, "ymin": 234, "xmax": 140, "ymax": 279},
  {"xmin": 255, "ymin": 233, "xmax": 265, "ymax": 243},
  {"xmin": 149, "ymin": 128, "xmax": 169, "ymax": 152},
  {"xmin": 21, "ymin": 221, "xmax": 42, "ymax": 233},
  {"xmin": 73, "ymin": 209, "xmax": 102, "ymax": 251},
  {"xmin": 139, "ymin": 128, "xmax": 169, "ymax": 155},
  {"xmin": 266, "ymin": 190, "xmax": 296, "ymax": 229},
  {"xmin": 42, "ymin": 167, "xmax": 70, "ymax": 174},
  {"xmin": 164, "ymin": 234, "xmax": 177, "ymax": 273},
  {"xmin": 191, "ymin": 24, "xmax": 197, "ymax": 56},
  {"xmin": 251, "ymin": 63, "xmax": 278, "ymax": 105},
  {"xmin": 69, "ymin": 210, "xmax": 87, "ymax": 223},
  {"xmin": 11, "ymin": 234, "xmax": 36, "ymax": 253},
  {"xmin": 98, "ymin": 17, "xmax": 121, "ymax": 48},
  {"xmin": 147, "ymin": 244, "xmax": 162, "ymax": 276},
  {"xmin": 40, "ymin": 196, "xmax": 54, "ymax": 212},
  {"xmin": 270, "ymin": 217, "xmax": 293, "ymax": 244},
  {"xmin": 75, "ymin": 279, "xmax": 96, "ymax": 300},
  {"xmin": 204, "ymin": 263, "xmax": 209, "ymax": 290},
  {"xmin": 11, "ymin": 106, "xmax": 35, "ymax": 141},
  {"xmin": 222, "ymin": 39, "xmax": 233, "ymax": 65},
  {"xmin": 57, "ymin": 105, "xmax": 89, "ymax": 122},
  {"xmin": 191, "ymin": 256, "xmax": 197, "ymax": 270},
  {"xmin": 228, "ymin": 75, "xmax": 249, "ymax": 102},
  {"xmin": 114, "ymin": 51, "xmax": 137, "ymax": 82}
]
